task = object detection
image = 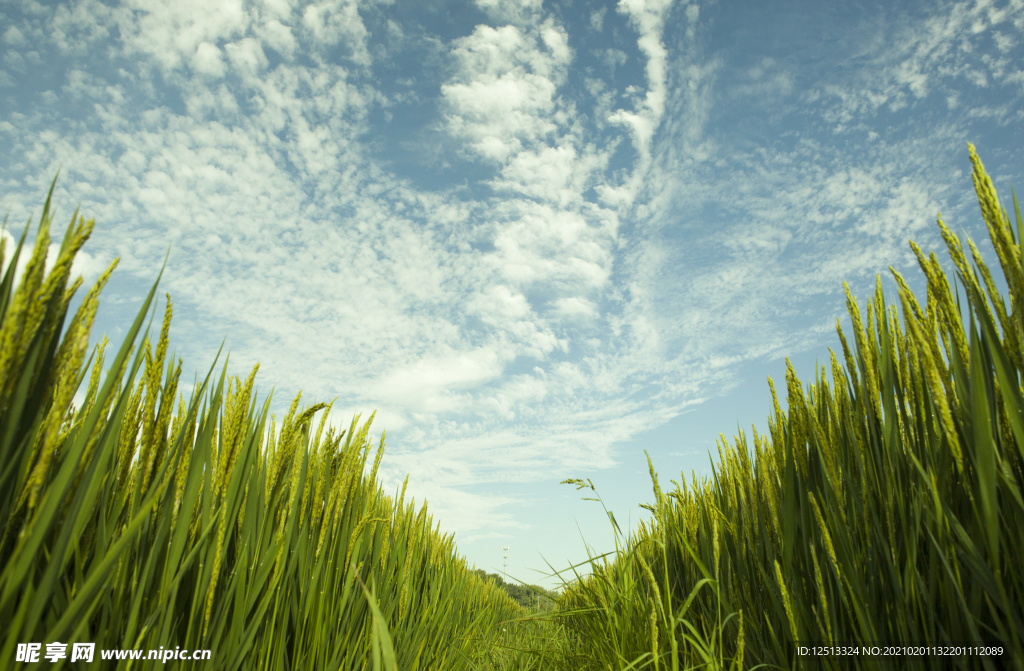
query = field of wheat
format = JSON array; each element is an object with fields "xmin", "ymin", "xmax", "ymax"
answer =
[{"xmin": 1, "ymin": 145, "xmax": 1020, "ymax": 670}]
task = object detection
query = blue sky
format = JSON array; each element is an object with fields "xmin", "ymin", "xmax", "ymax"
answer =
[{"xmin": 2, "ymin": 0, "xmax": 1023, "ymax": 589}]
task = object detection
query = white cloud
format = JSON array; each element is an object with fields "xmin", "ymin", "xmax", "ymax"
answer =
[
  {"xmin": 473, "ymin": 0, "xmax": 545, "ymax": 24},
  {"xmin": 50, "ymin": 0, "xmax": 117, "ymax": 57},
  {"xmin": 4, "ymin": 49, "xmax": 26, "ymax": 72},
  {"xmin": 192, "ymin": 42, "xmax": 227, "ymax": 77},
  {"xmin": 599, "ymin": 47, "xmax": 628, "ymax": 72},
  {"xmin": 467, "ymin": 284, "xmax": 532, "ymax": 323},
  {"xmin": 552, "ymin": 296, "xmax": 598, "ymax": 319},
  {"xmin": 491, "ymin": 143, "xmax": 599, "ymax": 206},
  {"xmin": 117, "ymin": 0, "xmax": 249, "ymax": 73},
  {"xmin": 813, "ymin": 0, "xmax": 1024, "ymax": 124},
  {"xmin": 225, "ymin": 37, "xmax": 270, "ymax": 76},
  {"xmin": 3, "ymin": 26, "xmax": 28, "ymax": 48},
  {"xmin": 600, "ymin": 0, "xmax": 674, "ymax": 206},
  {"xmin": 442, "ymin": 22, "xmax": 572, "ymax": 163},
  {"xmin": 301, "ymin": 0, "xmax": 370, "ymax": 64},
  {"xmin": 488, "ymin": 204, "xmax": 612, "ymax": 289},
  {"xmin": 258, "ymin": 0, "xmax": 297, "ymax": 22},
  {"xmin": 258, "ymin": 19, "xmax": 299, "ymax": 59},
  {"xmin": 732, "ymin": 57, "xmax": 795, "ymax": 99}
]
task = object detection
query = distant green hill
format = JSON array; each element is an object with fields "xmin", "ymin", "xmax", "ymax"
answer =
[{"xmin": 472, "ymin": 569, "xmax": 558, "ymax": 612}]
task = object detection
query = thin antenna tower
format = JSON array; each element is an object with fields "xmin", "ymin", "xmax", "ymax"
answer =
[{"xmin": 502, "ymin": 546, "xmax": 509, "ymax": 582}]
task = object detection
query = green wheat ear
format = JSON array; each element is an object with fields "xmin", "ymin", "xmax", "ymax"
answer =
[
  {"xmin": 0, "ymin": 174, "xmax": 539, "ymax": 671},
  {"xmin": 550, "ymin": 143, "xmax": 1024, "ymax": 671}
]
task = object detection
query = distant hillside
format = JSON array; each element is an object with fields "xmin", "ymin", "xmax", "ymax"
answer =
[{"xmin": 472, "ymin": 569, "xmax": 558, "ymax": 612}]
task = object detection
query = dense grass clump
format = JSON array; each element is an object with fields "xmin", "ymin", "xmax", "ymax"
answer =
[
  {"xmin": 0, "ymin": 179, "xmax": 529, "ymax": 670},
  {"xmin": 552, "ymin": 145, "xmax": 1024, "ymax": 671}
]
